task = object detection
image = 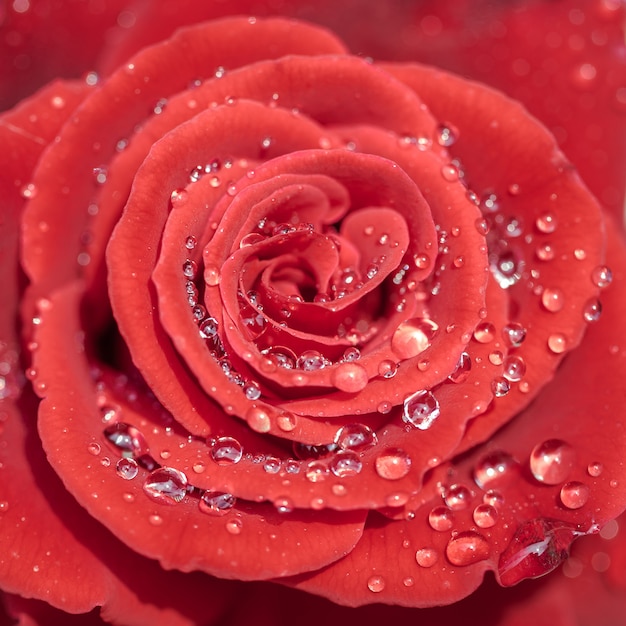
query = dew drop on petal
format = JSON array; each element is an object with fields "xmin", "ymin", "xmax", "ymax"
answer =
[
  {"xmin": 448, "ymin": 351, "xmax": 471, "ymax": 383},
  {"xmin": 502, "ymin": 322, "xmax": 527, "ymax": 347},
  {"xmin": 199, "ymin": 491, "xmax": 236, "ymax": 515},
  {"xmin": 415, "ymin": 547, "xmax": 438, "ymax": 567},
  {"xmin": 402, "ymin": 390, "xmax": 440, "ymax": 430},
  {"xmin": 547, "ymin": 333, "xmax": 568, "ymax": 354},
  {"xmin": 583, "ymin": 298, "xmax": 602, "ymax": 323},
  {"xmin": 87, "ymin": 442, "xmax": 101, "ymax": 456},
  {"xmin": 473, "ymin": 504, "xmax": 498, "ymax": 528},
  {"xmin": 587, "ymin": 461, "xmax": 603, "ymax": 477},
  {"xmin": 375, "ymin": 448, "xmax": 411, "ymax": 480},
  {"xmin": 535, "ymin": 212, "xmax": 558, "ymax": 233},
  {"xmin": 143, "ymin": 467, "xmax": 188, "ymax": 504},
  {"xmin": 334, "ymin": 423, "xmax": 378, "ymax": 452},
  {"xmin": 591, "ymin": 265, "xmax": 613, "ymax": 288},
  {"xmin": 443, "ymin": 484, "xmax": 473, "ymax": 511},
  {"xmin": 446, "ymin": 531, "xmax": 490, "ymax": 566},
  {"xmin": 492, "ymin": 376, "xmax": 510, "ymax": 397},
  {"xmin": 103, "ymin": 423, "xmax": 149, "ymax": 457},
  {"xmin": 329, "ymin": 450, "xmax": 363, "ymax": 477},
  {"xmin": 474, "ymin": 451, "xmax": 518, "ymax": 488},
  {"xmin": 560, "ymin": 482, "xmax": 590, "ymax": 509},
  {"xmin": 541, "ymin": 288, "xmax": 564, "ymax": 312},
  {"xmin": 378, "ymin": 359, "xmax": 398, "ymax": 379},
  {"xmin": 503, "ymin": 355, "xmax": 526, "ymax": 382},
  {"xmin": 225, "ymin": 518, "xmax": 243, "ymax": 535},
  {"xmin": 116, "ymin": 457, "xmax": 139, "ymax": 480},
  {"xmin": 305, "ymin": 460, "xmax": 329, "ymax": 483},
  {"xmin": 210, "ymin": 436, "xmax": 243, "ymax": 465},
  {"xmin": 428, "ymin": 506, "xmax": 454, "ymax": 531},
  {"xmin": 474, "ymin": 322, "xmax": 496, "ymax": 343},
  {"xmin": 367, "ymin": 575, "xmax": 385, "ymax": 593},
  {"xmin": 274, "ymin": 496, "xmax": 294, "ymax": 514},
  {"xmin": 530, "ymin": 439, "xmax": 575, "ymax": 484},
  {"xmin": 331, "ymin": 362, "xmax": 368, "ymax": 393},
  {"xmin": 391, "ymin": 317, "xmax": 439, "ymax": 359}
]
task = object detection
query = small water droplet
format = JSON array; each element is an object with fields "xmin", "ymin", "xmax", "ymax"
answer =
[
  {"xmin": 402, "ymin": 389, "xmax": 440, "ymax": 430},
  {"xmin": 428, "ymin": 506, "xmax": 454, "ymax": 531},
  {"xmin": 530, "ymin": 439, "xmax": 575, "ymax": 484},
  {"xmin": 443, "ymin": 484, "xmax": 473, "ymax": 511},
  {"xmin": 492, "ymin": 376, "xmax": 510, "ymax": 397},
  {"xmin": 305, "ymin": 460, "xmax": 329, "ymax": 482},
  {"xmin": 541, "ymin": 288, "xmax": 565, "ymax": 312},
  {"xmin": 334, "ymin": 423, "xmax": 378, "ymax": 452},
  {"xmin": 391, "ymin": 317, "xmax": 439, "ymax": 359},
  {"xmin": 415, "ymin": 547, "xmax": 438, "ymax": 567},
  {"xmin": 583, "ymin": 298, "xmax": 602, "ymax": 323},
  {"xmin": 474, "ymin": 322, "xmax": 496, "ymax": 343},
  {"xmin": 547, "ymin": 333, "xmax": 568, "ymax": 354},
  {"xmin": 204, "ymin": 264, "xmax": 221, "ymax": 286},
  {"xmin": 536, "ymin": 212, "xmax": 558, "ymax": 234},
  {"xmin": 503, "ymin": 355, "xmax": 526, "ymax": 382},
  {"xmin": 367, "ymin": 575, "xmax": 385, "ymax": 593},
  {"xmin": 103, "ymin": 423, "xmax": 149, "ymax": 457},
  {"xmin": 446, "ymin": 531, "xmax": 490, "ymax": 566},
  {"xmin": 331, "ymin": 362, "xmax": 368, "ymax": 393},
  {"xmin": 274, "ymin": 496, "xmax": 294, "ymax": 514},
  {"xmin": 87, "ymin": 442, "xmax": 101, "ymax": 456},
  {"xmin": 436, "ymin": 123, "xmax": 458, "ymax": 146},
  {"xmin": 329, "ymin": 450, "xmax": 362, "ymax": 477},
  {"xmin": 375, "ymin": 448, "xmax": 411, "ymax": 480},
  {"xmin": 148, "ymin": 514, "xmax": 163, "ymax": 526},
  {"xmin": 199, "ymin": 491, "xmax": 236, "ymax": 515},
  {"xmin": 448, "ymin": 351, "xmax": 471, "ymax": 383},
  {"xmin": 210, "ymin": 437, "xmax": 243, "ymax": 465},
  {"xmin": 441, "ymin": 164, "xmax": 459, "ymax": 182},
  {"xmin": 502, "ymin": 323, "xmax": 527, "ymax": 347},
  {"xmin": 473, "ymin": 504, "xmax": 498, "ymax": 528},
  {"xmin": 377, "ymin": 359, "xmax": 398, "ymax": 379},
  {"xmin": 483, "ymin": 489, "xmax": 504, "ymax": 508},
  {"xmin": 560, "ymin": 481, "xmax": 590, "ymax": 509},
  {"xmin": 170, "ymin": 188, "xmax": 188, "ymax": 206},
  {"xmin": 296, "ymin": 350, "xmax": 327, "ymax": 371},
  {"xmin": 225, "ymin": 517, "xmax": 243, "ymax": 535},
  {"xmin": 587, "ymin": 461, "xmax": 603, "ymax": 477},
  {"xmin": 116, "ymin": 457, "xmax": 139, "ymax": 480},
  {"xmin": 592, "ymin": 265, "xmax": 613, "ymax": 288},
  {"xmin": 276, "ymin": 412, "xmax": 297, "ymax": 432},
  {"xmin": 143, "ymin": 467, "xmax": 188, "ymax": 504}
]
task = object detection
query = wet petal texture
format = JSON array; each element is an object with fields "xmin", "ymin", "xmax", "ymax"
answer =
[{"xmin": 9, "ymin": 12, "xmax": 626, "ymax": 615}]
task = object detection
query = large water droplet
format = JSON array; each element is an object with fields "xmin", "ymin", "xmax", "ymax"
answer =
[
  {"xmin": 391, "ymin": 317, "xmax": 439, "ymax": 359},
  {"xmin": 143, "ymin": 467, "xmax": 188, "ymax": 504},
  {"xmin": 446, "ymin": 531, "xmax": 490, "ymax": 566},
  {"xmin": 199, "ymin": 490, "xmax": 236, "ymax": 515},
  {"xmin": 474, "ymin": 451, "xmax": 518, "ymax": 488},
  {"xmin": 210, "ymin": 436, "xmax": 243, "ymax": 465},
  {"xmin": 498, "ymin": 518, "xmax": 579, "ymax": 586},
  {"xmin": 529, "ymin": 439, "xmax": 575, "ymax": 484},
  {"xmin": 402, "ymin": 389, "xmax": 440, "ymax": 430},
  {"xmin": 375, "ymin": 448, "xmax": 412, "ymax": 480},
  {"xmin": 104, "ymin": 423, "xmax": 149, "ymax": 458},
  {"xmin": 334, "ymin": 423, "xmax": 377, "ymax": 452}
]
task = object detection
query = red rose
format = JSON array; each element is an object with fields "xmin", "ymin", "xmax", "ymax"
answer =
[{"xmin": 2, "ymin": 3, "xmax": 626, "ymax": 626}]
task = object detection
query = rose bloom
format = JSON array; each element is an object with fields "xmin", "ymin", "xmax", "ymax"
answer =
[{"xmin": 2, "ymin": 1, "xmax": 626, "ymax": 625}]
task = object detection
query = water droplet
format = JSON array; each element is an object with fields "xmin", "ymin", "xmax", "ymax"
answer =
[
  {"xmin": 334, "ymin": 423, "xmax": 378, "ymax": 452},
  {"xmin": 483, "ymin": 489, "xmax": 504, "ymax": 508},
  {"xmin": 583, "ymin": 298, "xmax": 602, "ymax": 323},
  {"xmin": 441, "ymin": 163, "xmax": 459, "ymax": 182},
  {"xmin": 391, "ymin": 317, "xmax": 439, "ymax": 359},
  {"xmin": 560, "ymin": 481, "xmax": 590, "ymax": 509},
  {"xmin": 502, "ymin": 323, "xmax": 527, "ymax": 347},
  {"xmin": 498, "ymin": 518, "xmax": 579, "ymax": 586},
  {"xmin": 443, "ymin": 484, "xmax": 473, "ymax": 511},
  {"xmin": 103, "ymin": 423, "xmax": 149, "ymax": 457},
  {"xmin": 414, "ymin": 253, "xmax": 431, "ymax": 270},
  {"xmin": 428, "ymin": 506, "xmax": 454, "ymax": 531},
  {"xmin": 402, "ymin": 389, "xmax": 440, "ymax": 430},
  {"xmin": 116, "ymin": 457, "xmax": 139, "ymax": 480},
  {"xmin": 143, "ymin": 467, "xmax": 188, "ymax": 504},
  {"xmin": 375, "ymin": 448, "xmax": 411, "ymax": 480},
  {"xmin": 377, "ymin": 359, "xmax": 398, "ymax": 379},
  {"xmin": 170, "ymin": 188, "xmax": 188, "ymax": 206},
  {"xmin": 448, "ymin": 351, "xmax": 471, "ymax": 383},
  {"xmin": 415, "ymin": 547, "xmax": 438, "ymax": 567},
  {"xmin": 473, "ymin": 322, "xmax": 496, "ymax": 343},
  {"xmin": 474, "ymin": 451, "xmax": 518, "ymax": 488},
  {"xmin": 182, "ymin": 259, "xmax": 197, "ymax": 279},
  {"xmin": 225, "ymin": 517, "xmax": 243, "ymax": 535},
  {"xmin": 473, "ymin": 504, "xmax": 498, "ymax": 528},
  {"xmin": 591, "ymin": 265, "xmax": 612, "ymax": 288},
  {"xmin": 367, "ymin": 575, "xmax": 385, "ymax": 593},
  {"xmin": 541, "ymin": 288, "xmax": 564, "ymax": 312},
  {"xmin": 436, "ymin": 123, "xmax": 458, "ymax": 146},
  {"xmin": 185, "ymin": 235, "xmax": 197, "ymax": 250},
  {"xmin": 535, "ymin": 243, "xmax": 555, "ymax": 262},
  {"xmin": 446, "ymin": 531, "xmax": 490, "ymax": 566},
  {"xmin": 491, "ymin": 376, "xmax": 510, "ymax": 397},
  {"xmin": 274, "ymin": 496, "xmax": 294, "ymax": 514},
  {"xmin": 530, "ymin": 439, "xmax": 575, "ymax": 484},
  {"xmin": 87, "ymin": 442, "xmax": 101, "ymax": 456},
  {"xmin": 536, "ymin": 212, "xmax": 558, "ymax": 234},
  {"xmin": 210, "ymin": 437, "xmax": 243, "ymax": 465},
  {"xmin": 92, "ymin": 166, "xmax": 108, "ymax": 184},
  {"xmin": 491, "ymin": 250, "xmax": 523, "ymax": 288},
  {"xmin": 148, "ymin": 514, "xmax": 163, "ymax": 526},
  {"xmin": 587, "ymin": 461, "xmax": 603, "ymax": 477},
  {"xmin": 547, "ymin": 333, "xmax": 568, "ymax": 354},
  {"xmin": 329, "ymin": 450, "xmax": 362, "ymax": 477},
  {"xmin": 262, "ymin": 456, "xmax": 281, "ymax": 474},
  {"xmin": 331, "ymin": 362, "xmax": 368, "ymax": 393},
  {"xmin": 296, "ymin": 350, "xmax": 327, "ymax": 371},
  {"xmin": 204, "ymin": 264, "xmax": 221, "ymax": 286},
  {"xmin": 503, "ymin": 355, "xmax": 526, "ymax": 382},
  {"xmin": 199, "ymin": 490, "xmax": 236, "ymax": 515},
  {"xmin": 305, "ymin": 460, "xmax": 329, "ymax": 482},
  {"xmin": 243, "ymin": 381, "xmax": 262, "ymax": 401},
  {"xmin": 0, "ymin": 501, "xmax": 10, "ymax": 513}
]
